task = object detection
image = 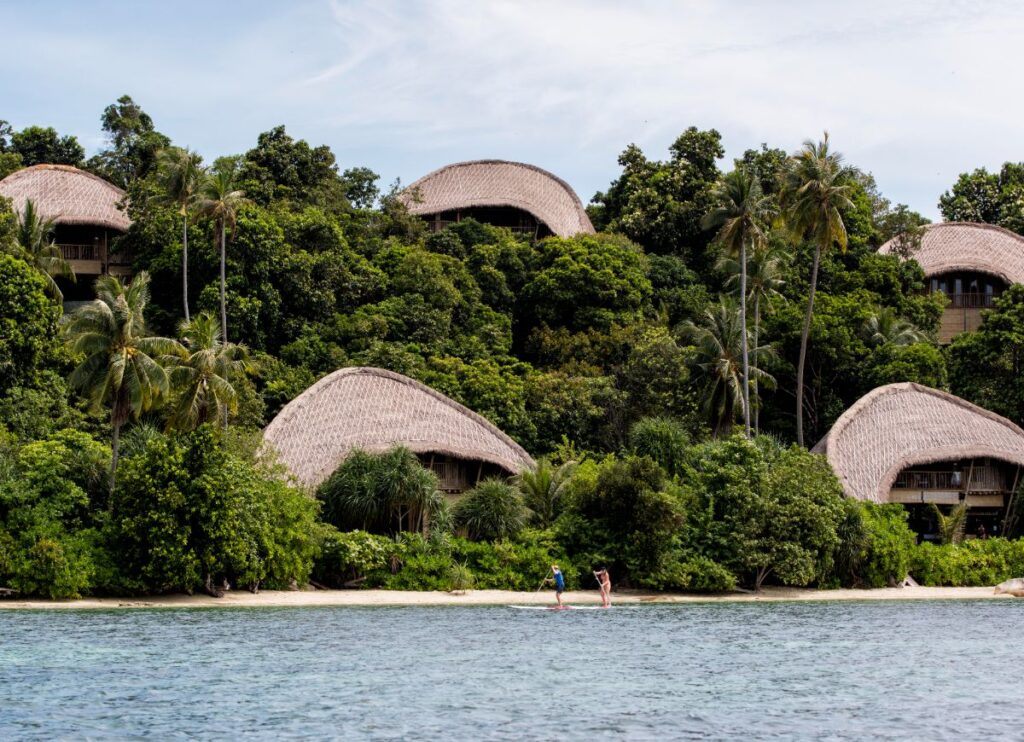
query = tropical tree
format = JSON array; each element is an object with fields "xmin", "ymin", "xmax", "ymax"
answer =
[
  {"xmin": 165, "ymin": 312, "xmax": 250, "ymax": 430},
  {"xmin": 720, "ymin": 242, "xmax": 788, "ymax": 431},
  {"xmin": 516, "ymin": 458, "xmax": 576, "ymax": 528},
  {"xmin": 8, "ymin": 199, "xmax": 74, "ymax": 301},
  {"xmin": 64, "ymin": 271, "xmax": 183, "ymax": 489},
  {"xmin": 781, "ymin": 133, "xmax": 853, "ymax": 446},
  {"xmin": 156, "ymin": 147, "xmax": 204, "ymax": 321},
  {"xmin": 196, "ymin": 164, "xmax": 249, "ymax": 342},
  {"xmin": 318, "ymin": 448, "xmax": 443, "ymax": 535},
  {"xmin": 929, "ymin": 502, "xmax": 968, "ymax": 545},
  {"xmin": 862, "ymin": 306, "xmax": 928, "ymax": 348},
  {"xmin": 702, "ymin": 167, "xmax": 776, "ymax": 436},
  {"xmin": 682, "ymin": 298, "xmax": 776, "ymax": 437}
]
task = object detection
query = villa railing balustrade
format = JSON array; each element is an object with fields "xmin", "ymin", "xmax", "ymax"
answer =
[
  {"xmin": 59, "ymin": 243, "xmax": 97, "ymax": 261},
  {"xmin": 893, "ymin": 467, "xmax": 1006, "ymax": 492}
]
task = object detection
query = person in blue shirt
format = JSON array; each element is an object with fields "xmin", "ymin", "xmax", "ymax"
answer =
[{"xmin": 546, "ymin": 564, "xmax": 566, "ymax": 608}]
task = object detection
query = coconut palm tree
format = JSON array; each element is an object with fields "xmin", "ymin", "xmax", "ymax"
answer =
[
  {"xmin": 8, "ymin": 199, "xmax": 74, "ymax": 301},
  {"xmin": 64, "ymin": 271, "xmax": 183, "ymax": 490},
  {"xmin": 781, "ymin": 133, "xmax": 854, "ymax": 446},
  {"xmin": 196, "ymin": 164, "xmax": 249, "ymax": 342},
  {"xmin": 930, "ymin": 502, "xmax": 967, "ymax": 545},
  {"xmin": 719, "ymin": 242, "xmax": 789, "ymax": 432},
  {"xmin": 165, "ymin": 312, "xmax": 250, "ymax": 431},
  {"xmin": 516, "ymin": 458, "xmax": 576, "ymax": 528},
  {"xmin": 862, "ymin": 306, "xmax": 928, "ymax": 348},
  {"xmin": 703, "ymin": 167, "xmax": 776, "ymax": 437},
  {"xmin": 156, "ymin": 147, "xmax": 204, "ymax": 322},
  {"xmin": 682, "ymin": 298, "xmax": 776, "ymax": 437}
]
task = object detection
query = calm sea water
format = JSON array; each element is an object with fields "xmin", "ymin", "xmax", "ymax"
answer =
[{"xmin": 0, "ymin": 601, "xmax": 1021, "ymax": 740}]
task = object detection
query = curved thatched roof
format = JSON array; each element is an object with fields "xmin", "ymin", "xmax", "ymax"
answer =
[
  {"xmin": 0, "ymin": 164, "xmax": 130, "ymax": 232},
  {"xmin": 263, "ymin": 367, "xmax": 534, "ymax": 489},
  {"xmin": 878, "ymin": 222, "xmax": 1024, "ymax": 285},
  {"xmin": 401, "ymin": 160, "xmax": 595, "ymax": 238},
  {"xmin": 812, "ymin": 383, "xmax": 1024, "ymax": 502}
]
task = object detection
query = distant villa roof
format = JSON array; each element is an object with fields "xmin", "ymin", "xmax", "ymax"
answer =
[
  {"xmin": 0, "ymin": 164, "xmax": 131, "ymax": 232},
  {"xmin": 263, "ymin": 366, "xmax": 535, "ymax": 489},
  {"xmin": 878, "ymin": 222, "xmax": 1024, "ymax": 285},
  {"xmin": 401, "ymin": 160, "xmax": 595, "ymax": 238},
  {"xmin": 812, "ymin": 383, "xmax": 1024, "ymax": 503}
]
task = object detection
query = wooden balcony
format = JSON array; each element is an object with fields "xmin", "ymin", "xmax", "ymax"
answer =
[
  {"xmin": 58, "ymin": 243, "xmax": 132, "ymax": 277},
  {"xmin": 890, "ymin": 466, "xmax": 1010, "ymax": 505}
]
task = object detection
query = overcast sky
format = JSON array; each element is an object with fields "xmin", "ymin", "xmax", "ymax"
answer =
[{"xmin": 3, "ymin": 0, "xmax": 1022, "ymax": 218}]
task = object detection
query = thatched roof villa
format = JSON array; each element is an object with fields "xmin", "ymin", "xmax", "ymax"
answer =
[
  {"xmin": 264, "ymin": 367, "xmax": 534, "ymax": 493},
  {"xmin": 401, "ymin": 159, "xmax": 595, "ymax": 239},
  {"xmin": 813, "ymin": 382, "xmax": 1024, "ymax": 537},
  {"xmin": 0, "ymin": 164, "xmax": 132, "ymax": 302},
  {"xmin": 879, "ymin": 222, "xmax": 1024, "ymax": 342}
]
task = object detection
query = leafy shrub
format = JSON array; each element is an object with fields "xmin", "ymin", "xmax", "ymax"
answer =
[
  {"xmin": 855, "ymin": 504, "xmax": 917, "ymax": 588},
  {"xmin": 312, "ymin": 526, "xmax": 392, "ymax": 587},
  {"xmin": 453, "ymin": 479, "xmax": 527, "ymax": 541},
  {"xmin": 640, "ymin": 555, "xmax": 737, "ymax": 593},
  {"xmin": 911, "ymin": 538, "xmax": 1024, "ymax": 586},
  {"xmin": 629, "ymin": 417, "xmax": 689, "ymax": 477}
]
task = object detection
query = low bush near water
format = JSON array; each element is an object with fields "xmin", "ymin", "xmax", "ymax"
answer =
[{"xmin": 911, "ymin": 538, "xmax": 1024, "ymax": 586}]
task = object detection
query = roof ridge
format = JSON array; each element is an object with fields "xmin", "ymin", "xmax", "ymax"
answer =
[{"xmin": 2, "ymin": 163, "xmax": 127, "ymax": 197}]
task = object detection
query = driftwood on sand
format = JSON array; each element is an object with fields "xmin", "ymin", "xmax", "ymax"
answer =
[{"xmin": 993, "ymin": 578, "xmax": 1024, "ymax": 597}]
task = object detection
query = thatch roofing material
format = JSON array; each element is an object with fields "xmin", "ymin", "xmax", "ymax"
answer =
[
  {"xmin": 263, "ymin": 367, "xmax": 535, "ymax": 489},
  {"xmin": 0, "ymin": 164, "xmax": 131, "ymax": 232},
  {"xmin": 401, "ymin": 160, "xmax": 595, "ymax": 238},
  {"xmin": 878, "ymin": 222, "xmax": 1024, "ymax": 285},
  {"xmin": 812, "ymin": 383, "xmax": 1024, "ymax": 503}
]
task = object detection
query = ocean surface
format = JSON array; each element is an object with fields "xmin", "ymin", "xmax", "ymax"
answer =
[{"xmin": 1, "ymin": 600, "xmax": 1021, "ymax": 740}]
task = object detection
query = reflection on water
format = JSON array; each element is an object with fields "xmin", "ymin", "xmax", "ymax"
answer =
[{"xmin": 1, "ymin": 601, "xmax": 1022, "ymax": 740}]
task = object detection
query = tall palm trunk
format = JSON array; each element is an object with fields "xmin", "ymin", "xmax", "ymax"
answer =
[
  {"xmin": 182, "ymin": 217, "xmax": 190, "ymax": 322},
  {"xmin": 740, "ymin": 240, "xmax": 751, "ymax": 437},
  {"xmin": 796, "ymin": 244, "xmax": 822, "ymax": 447},
  {"xmin": 110, "ymin": 419, "xmax": 121, "ymax": 495},
  {"xmin": 753, "ymin": 294, "xmax": 761, "ymax": 434},
  {"xmin": 219, "ymin": 219, "xmax": 228, "ymax": 343}
]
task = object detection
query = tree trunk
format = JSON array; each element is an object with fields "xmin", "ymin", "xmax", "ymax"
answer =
[
  {"xmin": 219, "ymin": 220, "xmax": 228, "ymax": 343},
  {"xmin": 753, "ymin": 294, "xmax": 761, "ymax": 434},
  {"xmin": 110, "ymin": 419, "xmax": 121, "ymax": 495},
  {"xmin": 740, "ymin": 240, "xmax": 751, "ymax": 437},
  {"xmin": 182, "ymin": 216, "xmax": 190, "ymax": 322},
  {"xmin": 796, "ymin": 244, "xmax": 822, "ymax": 447}
]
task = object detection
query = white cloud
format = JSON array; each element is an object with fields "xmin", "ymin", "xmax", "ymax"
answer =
[{"xmin": 3, "ymin": 0, "xmax": 1023, "ymax": 216}]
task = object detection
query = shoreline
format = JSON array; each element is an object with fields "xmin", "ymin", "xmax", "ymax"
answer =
[{"xmin": 0, "ymin": 585, "xmax": 1012, "ymax": 610}]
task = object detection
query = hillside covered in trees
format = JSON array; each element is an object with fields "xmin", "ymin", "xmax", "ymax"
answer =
[{"xmin": 4, "ymin": 95, "xmax": 1024, "ymax": 599}]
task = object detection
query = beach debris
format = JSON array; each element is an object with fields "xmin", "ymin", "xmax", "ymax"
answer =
[{"xmin": 993, "ymin": 578, "xmax": 1024, "ymax": 597}]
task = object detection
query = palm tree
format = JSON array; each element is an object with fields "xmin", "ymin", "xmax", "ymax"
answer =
[
  {"xmin": 930, "ymin": 502, "xmax": 967, "ymax": 545},
  {"xmin": 156, "ymin": 147, "xmax": 204, "ymax": 322},
  {"xmin": 682, "ymin": 298, "xmax": 776, "ymax": 437},
  {"xmin": 453, "ymin": 479, "xmax": 527, "ymax": 541},
  {"xmin": 703, "ymin": 167, "xmax": 776, "ymax": 437},
  {"xmin": 781, "ymin": 133, "xmax": 854, "ymax": 446},
  {"xmin": 516, "ymin": 458, "xmax": 576, "ymax": 528},
  {"xmin": 165, "ymin": 312, "xmax": 250, "ymax": 431},
  {"xmin": 64, "ymin": 271, "xmax": 183, "ymax": 489},
  {"xmin": 719, "ymin": 242, "xmax": 789, "ymax": 432},
  {"xmin": 862, "ymin": 306, "xmax": 928, "ymax": 348},
  {"xmin": 8, "ymin": 199, "xmax": 74, "ymax": 301},
  {"xmin": 196, "ymin": 164, "xmax": 249, "ymax": 342}
]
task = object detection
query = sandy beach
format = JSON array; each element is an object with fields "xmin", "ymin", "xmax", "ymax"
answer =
[{"xmin": 0, "ymin": 585, "xmax": 1011, "ymax": 610}]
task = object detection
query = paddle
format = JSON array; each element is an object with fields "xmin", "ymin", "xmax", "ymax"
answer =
[{"xmin": 534, "ymin": 567, "xmax": 553, "ymax": 594}]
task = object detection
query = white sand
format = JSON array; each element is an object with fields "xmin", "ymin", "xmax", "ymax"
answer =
[{"xmin": 0, "ymin": 585, "xmax": 1011, "ymax": 610}]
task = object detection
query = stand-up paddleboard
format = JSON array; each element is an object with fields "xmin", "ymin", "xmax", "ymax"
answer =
[{"xmin": 508, "ymin": 605, "xmax": 608, "ymax": 611}]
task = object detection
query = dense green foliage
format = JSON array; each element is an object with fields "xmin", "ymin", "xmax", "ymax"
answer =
[{"xmin": 4, "ymin": 98, "xmax": 1024, "ymax": 598}]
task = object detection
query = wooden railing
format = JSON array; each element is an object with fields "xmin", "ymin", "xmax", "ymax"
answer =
[
  {"xmin": 427, "ymin": 219, "xmax": 537, "ymax": 236},
  {"xmin": 60, "ymin": 243, "xmax": 98, "ymax": 261},
  {"xmin": 946, "ymin": 292, "xmax": 996, "ymax": 309},
  {"xmin": 893, "ymin": 468, "xmax": 1006, "ymax": 492}
]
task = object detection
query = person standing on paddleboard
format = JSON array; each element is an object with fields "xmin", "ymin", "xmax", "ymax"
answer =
[
  {"xmin": 546, "ymin": 564, "xmax": 566, "ymax": 608},
  {"xmin": 594, "ymin": 567, "xmax": 611, "ymax": 608}
]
